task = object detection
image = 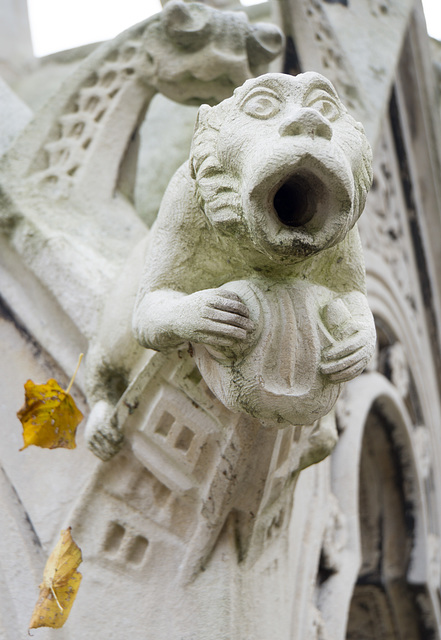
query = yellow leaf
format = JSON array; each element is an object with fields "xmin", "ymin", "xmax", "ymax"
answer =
[
  {"xmin": 17, "ymin": 354, "xmax": 84, "ymax": 450},
  {"xmin": 17, "ymin": 379, "xmax": 83, "ymax": 450},
  {"xmin": 29, "ymin": 527, "xmax": 82, "ymax": 629}
]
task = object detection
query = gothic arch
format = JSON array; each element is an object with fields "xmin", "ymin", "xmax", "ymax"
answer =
[
  {"xmin": 317, "ymin": 371, "xmax": 440, "ymax": 638},
  {"xmin": 366, "ymin": 262, "xmax": 440, "ymax": 433},
  {"xmin": 345, "ymin": 395, "xmax": 436, "ymax": 639}
]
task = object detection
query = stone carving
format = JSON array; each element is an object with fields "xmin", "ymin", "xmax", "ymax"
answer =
[
  {"xmin": 133, "ymin": 71, "xmax": 375, "ymax": 429},
  {"xmin": 2, "ymin": 2, "xmax": 441, "ymax": 638}
]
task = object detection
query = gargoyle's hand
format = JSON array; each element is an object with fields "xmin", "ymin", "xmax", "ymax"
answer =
[
  {"xmin": 85, "ymin": 400, "xmax": 124, "ymax": 461},
  {"xmin": 177, "ymin": 288, "xmax": 254, "ymax": 348},
  {"xmin": 320, "ymin": 324, "xmax": 376, "ymax": 384}
]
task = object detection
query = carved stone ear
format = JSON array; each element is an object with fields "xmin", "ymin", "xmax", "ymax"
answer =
[
  {"xmin": 194, "ymin": 104, "xmax": 211, "ymax": 132},
  {"xmin": 163, "ymin": 0, "xmax": 212, "ymax": 49},
  {"xmin": 246, "ymin": 23, "xmax": 285, "ymax": 67}
]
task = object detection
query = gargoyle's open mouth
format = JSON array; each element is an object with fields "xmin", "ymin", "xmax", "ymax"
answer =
[
  {"xmin": 272, "ymin": 171, "xmax": 322, "ymax": 228},
  {"xmin": 245, "ymin": 154, "xmax": 353, "ymax": 261}
]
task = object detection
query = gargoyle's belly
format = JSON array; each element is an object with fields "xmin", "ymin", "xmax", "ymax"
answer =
[{"xmin": 193, "ymin": 278, "xmax": 343, "ymax": 428}]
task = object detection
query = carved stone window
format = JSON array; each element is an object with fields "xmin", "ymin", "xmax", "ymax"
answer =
[
  {"xmin": 103, "ymin": 521, "xmax": 126, "ymax": 554},
  {"xmin": 126, "ymin": 535, "xmax": 149, "ymax": 565},
  {"xmin": 102, "ymin": 521, "xmax": 149, "ymax": 567}
]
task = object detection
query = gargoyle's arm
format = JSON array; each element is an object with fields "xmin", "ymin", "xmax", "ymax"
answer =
[
  {"xmin": 314, "ymin": 226, "xmax": 376, "ymax": 382},
  {"xmin": 133, "ymin": 165, "xmax": 253, "ymax": 353}
]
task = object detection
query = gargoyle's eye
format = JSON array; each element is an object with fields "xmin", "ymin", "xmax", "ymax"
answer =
[
  {"xmin": 307, "ymin": 97, "xmax": 341, "ymax": 122},
  {"xmin": 241, "ymin": 91, "xmax": 281, "ymax": 120}
]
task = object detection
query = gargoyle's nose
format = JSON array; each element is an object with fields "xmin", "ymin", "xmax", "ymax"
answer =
[{"xmin": 279, "ymin": 108, "xmax": 333, "ymax": 140}]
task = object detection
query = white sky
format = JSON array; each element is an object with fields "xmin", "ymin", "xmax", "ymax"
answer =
[
  {"xmin": 27, "ymin": 0, "xmax": 162, "ymax": 57},
  {"xmin": 27, "ymin": 0, "xmax": 441, "ymax": 58}
]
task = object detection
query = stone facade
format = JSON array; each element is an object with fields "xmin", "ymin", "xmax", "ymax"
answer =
[{"xmin": 1, "ymin": 0, "xmax": 441, "ymax": 638}]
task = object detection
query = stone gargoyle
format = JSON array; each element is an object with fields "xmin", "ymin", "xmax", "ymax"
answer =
[
  {"xmin": 132, "ymin": 72, "xmax": 376, "ymax": 430},
  {"xmin": 85, "ymin": 70, "xmax": 375, "ymax": 461}
]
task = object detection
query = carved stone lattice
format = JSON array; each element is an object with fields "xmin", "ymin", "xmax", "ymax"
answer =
[{"xmin": 32, "ymin": 40, "xmax": 151, "ymax": 190}]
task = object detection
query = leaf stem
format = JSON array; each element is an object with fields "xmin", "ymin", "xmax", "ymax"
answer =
[
  {"xmin": 65, "ymin": 354, "xmax": 84, "ymax": 395},
  {"xmin": 50, "ymin": 585, "xmax": 64, "ymax": 611}
]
